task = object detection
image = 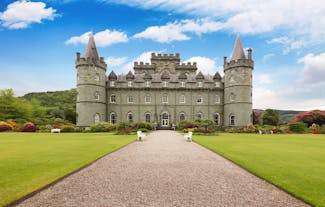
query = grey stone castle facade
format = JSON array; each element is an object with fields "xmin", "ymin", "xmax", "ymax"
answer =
[{"xmin": 76, "ymin": 35, "xmax": 254, "ymax": 128}]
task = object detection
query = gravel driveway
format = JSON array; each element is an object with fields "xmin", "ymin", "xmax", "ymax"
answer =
[{"xmin": 16, "ymin": 130, "xmax": 310, "ymax": 207}]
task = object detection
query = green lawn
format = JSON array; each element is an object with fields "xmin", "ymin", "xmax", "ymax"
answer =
[
  {"xmin": 194, "ymin": 133, "xmax": 325, "ymax": 207},
  {"xmin": 0, "ymin": 133, "xmax": 135, "ymax": 206}
]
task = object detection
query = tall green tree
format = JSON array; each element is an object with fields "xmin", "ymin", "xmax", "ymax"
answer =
[{"xmin": 261, "ymin": 109, "xmax": 280, "ymax": 125}]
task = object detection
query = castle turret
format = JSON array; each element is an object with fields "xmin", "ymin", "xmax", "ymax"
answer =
[
  {"xmin": 223, "ymin": 36, "xmax": 254, "ymax": 127},
  {"xmin": 76, "ymin": 34, "xmax": 107, "ymax": 126}
]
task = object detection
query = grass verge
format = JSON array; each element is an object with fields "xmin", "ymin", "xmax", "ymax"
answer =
[
  {"xmin": 194, "ymin": 133, "xmax": 325, "ymax": 207},
  {"xmin": 0, "ymin": 133, "xmax": 135, "ymax": 206}
]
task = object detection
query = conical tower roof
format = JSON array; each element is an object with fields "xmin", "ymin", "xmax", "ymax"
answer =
[
  {"xmin": 231, "ymin": 35, "xmax": 246, "ymax": 61},
  {"xmin": 84, "ymin": 33, "xmax": 99, "ymax": 60}
]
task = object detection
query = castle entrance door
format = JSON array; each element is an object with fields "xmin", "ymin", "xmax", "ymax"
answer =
[{"xmin": 161, "ymin": 112, "xmax": 169, "ymax": 127}]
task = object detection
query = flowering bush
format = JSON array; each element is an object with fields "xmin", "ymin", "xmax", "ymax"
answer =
[
  {"xmin": 21, "ymin": 122, "xmax": 37, "ymax": 132},
  {"xmin": 90, "ymin": 122, "xmax": 116, "ymax": 132},
  {"xmin": 313, "ymin": 130, "xmax": 320, "ymax": 134},
  {"xmin": 0, "ymin": 121, "xmax": 12, "ymax": 132},
  {"xmin": 285, "ymin": 129, "xmax": 292, "ymax": 134},
  {"xmin": 61, "ymin": 125, "xmax": 75, "ymax": 132}
]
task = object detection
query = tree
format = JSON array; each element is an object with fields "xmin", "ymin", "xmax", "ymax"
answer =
[{"xmin": 261, "ymin": 109, "xmax": 279, "ymax": 125}]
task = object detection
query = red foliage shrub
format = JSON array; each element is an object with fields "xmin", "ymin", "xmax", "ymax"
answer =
[
  {"xmin": 272, "ymin": 129, "xmax": 278, "ymax": 134},
  {"xmin": 285, "ymin": 129, "xmax": 292, "ymax": 134},
  {"xmin": 290, "ymin": 110, "xmax": 325, "ymax": 127},
  {"xmin": 21, "ymin": 122, "xmax": 37, "ymax": 132},
  {"xmin": 0, "ymin": 122, "xmax": 12, "ymax": 132},
  {"xmin": 313, "ymin": 130, "xmax": 320, "ymax": 134}
]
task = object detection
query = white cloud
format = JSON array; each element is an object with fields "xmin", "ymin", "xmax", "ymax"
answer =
[
  {"xmin": 184, "ymin": 56, "xmax": 219, "ymax": 74},
  {"xmin": 0, "ymin": 0, "xmax": 57, "ymax": 29},
  {"xmin": 121, "ymin": 51, "xmax": 154, "ymax": 72},
  {"xmin": 254, "ymin": 74, "xmax": 273, "ymax": 85},
  {"xmin": 133, "ymin": 19, "xmax": 223, "ymax": 43},
  {"xmin": 106, "ymin": 0, "xmax": 325, "ymax": 48},
  {"xmin": 298, "ymin": 53, "xmax": 325, "ymax": 84},
  {"xmin": 65, "ymin": 29, "xmax": 128, "ymax": 47},
  {"xmin": 106, "ymin": 56, "xmax": 128, "ymax": 67},
  {"xmin": 262, "ymin": 53, "xmax": 275, "ymax": 63},
  {"xmin": 267, "ymin": 37, "xmax": 307, "ymax": 54}
]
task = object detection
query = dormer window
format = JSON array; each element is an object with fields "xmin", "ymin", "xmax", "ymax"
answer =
[
  {"xmin": 215, "ymin": 82, "xmax": 220, "ymax": 87},
  {"xmin": 145, "ymin": 81, "xmax": 150, "ymax": 87},
  {"xmin": 110, "ymin": 81, "xmax": 115, "ymax": 87},
  {"xmin": 128, "ymin": 81, "xmax": 132, "ymax": 87},
  {"xmin": 180, "ymin": 82, "xmax": 185, "ymax": 87},
  {"xmin": 198, "ymin": 82, "xmax": 203, "ymax": 87},
  {"xmin": 163, "ymin": 81, "xmax": 168, "ymax": 87}
]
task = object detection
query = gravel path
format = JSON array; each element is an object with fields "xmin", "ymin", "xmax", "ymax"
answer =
[{"xmin": 16, "ymin": 130, "xmax": 310, "ymax": 207}]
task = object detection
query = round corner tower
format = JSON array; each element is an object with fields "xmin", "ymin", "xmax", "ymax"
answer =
[
  {"xmin": 76, "ymin": 34, "xmax": 107, "ymax": 127},
  {"xmin": 223, "ymin": 36, "xmax": 254, "ymax": 127}
]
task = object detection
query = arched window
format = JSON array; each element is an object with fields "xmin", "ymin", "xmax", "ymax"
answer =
[
  {"xmin": 127, "ymin": 112, "xmax": 133, "ymax": 122},
  {"xmin": 145, "ymin": 113, "xmax": 151, "ymax": 122},
  {"xmin": 179, "ymin": 112, "xmax": 186, "ymax": 121},
  {"xmin": 215, "ymin": 95, "xmax": 220, "ymax": 104},
  {"xmin": 110, "ymin": 112, "xmax": 117, "ymax": 124},
  {"xmin": 94, "ymin": 113, "xmax": 100, "ymax": 124},
  {"xmin": 196, "ymin": 112, "xmax": 203, "ymax": 119},
  {"xmin": 94, "ymin": 91, "xmax": 99, "ymax": 101},
  {"xmin": 179, "ymin": 95, "xmax": 186, "ymax": 104},
  {"xmin": 230, "ymin": 114, "xmax": 235, "ymax": 126},
  {"xmin": 214, "ymin": 113, "xmax": 220, "ymax": 126},
  {"xmin": 110, "ymin": 95, "xmax": 116, "ymax": 103},
  {"xmin": 197, "ymin": 95, "xmax": 203, "ymax": 104},
  {"xmin": 145, "ymin": 94, "xmax": 151, "ymax": 103}
]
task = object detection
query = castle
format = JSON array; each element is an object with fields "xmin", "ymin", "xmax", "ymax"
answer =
[{"xmin": 75, "ymin": 35, "xmax": 254, "ymax": 128}]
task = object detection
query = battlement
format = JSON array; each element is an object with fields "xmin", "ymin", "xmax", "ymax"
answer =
[
  {"xmin": 176, "ymin": 62, "xmax": 197, "ymax": 70},
  {"xmin": 75, "ymin": 53, "xmax": 107, "ymax": 70},
  {"xmin": 151, "ymin": 53, "xmax": 180, "ymax": 61},
  {"xmin": 134, "ymin": 61, "xmax": 156, "ymax": 69},
  {"xmin": 224, "ymin": 59, "xmax": 254, "ymax": 71}
]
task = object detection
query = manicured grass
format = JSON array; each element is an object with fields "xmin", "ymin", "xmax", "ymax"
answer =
[
  {"xmin": 0, "ymin": 133, "xmax": 135, "ymax": 206},
  {"xmin": 194, "ymin": 133, "xmax": 325, "ymax": 207}
]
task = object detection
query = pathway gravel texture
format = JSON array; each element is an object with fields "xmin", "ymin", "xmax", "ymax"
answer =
[{"xmin": 16, "ymin": 130, "xmax": 310, "ymax": 207}]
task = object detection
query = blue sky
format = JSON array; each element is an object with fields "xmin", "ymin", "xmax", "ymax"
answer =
[{"xmin": 0, "ymin": 0, "xmax": 324, "ymax": 110}]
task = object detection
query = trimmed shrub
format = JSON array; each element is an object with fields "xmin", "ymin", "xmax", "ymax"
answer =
[
  {"xmin": 74, "ymin": 127, "xmax": 85, "ymax": 132},
  {"xmin": 116, "ymin": 121, "xmax": 133, "ymax": 131},
  {"xmin": 90, "ymin": 122, "xmax": 115, "ymax": 132},
  {"xmin": 289, "ymin": 122, "xmax": 307, "ymax": 133},
  {"xmin": 135, "ymin": 121, "xmax": 153, "ymax": 130},
  {"xmin": 38, "ymin": 124, "xmax": 53, "ymax": 132},
  {"xmin": 21, "ymin": 122, "xmax": 37, "ymax": 132},
  {"xmin": 0, "ymin": 121, "xmax": 12, "ymax": 132},
  {"xmin": 61, "ymin": 125, "xmax": 75, "ymax": 132}
]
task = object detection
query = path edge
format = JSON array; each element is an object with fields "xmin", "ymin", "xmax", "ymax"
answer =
[{"xmin": 5, "ymin": 138, "xmax": 137, "ymax": 207}]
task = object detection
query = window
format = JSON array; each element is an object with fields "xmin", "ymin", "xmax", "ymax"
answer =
[
  {"xmin": 110, "ymin": 113, "xmax": 117, "ymax": 124},
  {"xmin": 197, "ymin": 95, "xmax": 203, "ymax": 104},
  {"xmin": 110, "ymin": 81, "xmax": 115, "ymax": 87},
  {"xmin": 179, "ymin": 113, "xmax": 186, "ymax": 121},
  {"xmin": 196, "ymin": 113, "xmax": 203, "ymax": 119},
  {"xmin": 179, "ymin": 95, "xmax": 186, "ymax": 104},
  {"xmin": 230, "ymin": 115, "xmax": 235, "ymax": 126},
  {"xmin": 214, "ymin": 113, "xmax": 220, "ymax": 126},
  {"xmin": 127, "ymin": 95, "xmax": 134, "ymax": 103},
  {"xmin": 215, "ymin": 95, "xmax": 220, "ymax": 104},
  {"xmin": 145, "ymin": 113, "xmax": 151, "ymax": 122},
  {"xmin": 145, "ymin": 81, "xmax": 150, "ymax": 87},
  {"xmin": 128, "ymin": 81, "xmax": 132, "ymax": 87},
  {"xmin": 94, "ymin": 91, "xmax": 99, "ymax": 101},
  {"xmin": 198, "ymin": 82, "xmax": 203, "ymax": 87},
  {"xmin": 215, "ymin": 82, "xmax": 220, "ymax": 87},
  {"xmin": 163, "ymin": 81, "xmax": 168, "ymax": 87},
  {"xmin": 110, "ymin": 95, "xmax": 116, "ymax": 103},
  {"xmin": 94, "ymin": 113, "xmax": 100, "ymax": 124},
  {"xmin": 94, "ymin": 73, "xmax": 99, "ymax": 81},
  {"xmin": 145, "ymin": 95, "xmax": 151, "ymax": 103},
  {"xmin": 230, "ymin": 93, "xmax": 236, "ymax": 102},
  {"xmin": 162, "ymin": 95, "xmax": 168, "ymax": 103},
  {"xmin": 127, "ymin": 112, "xmax": 133, "ymax": 122},
  {"xmin": 180, "ymin": 82, "xmax": 186, "ymax": 87}
]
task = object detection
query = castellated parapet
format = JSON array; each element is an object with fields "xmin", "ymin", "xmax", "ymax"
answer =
[
  {"xmin": 224, "ymin": 58, "xmax": 254, "ymax": 71},
  {"xmin": 151, "ymin": 53, "xmax": 180, "ymax": 61},
  {"xmin": 76, "ymin": 52, "xmax": 107, "ymax": 71}
]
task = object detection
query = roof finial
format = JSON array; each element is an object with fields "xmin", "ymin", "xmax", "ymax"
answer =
[
  {"xmin": 84, "ymin": 32, "xmax": 99, "ymax": 61},
  {"xmin": 231, "ymin": 35, "xmax": 246, "ymax": 61}
]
